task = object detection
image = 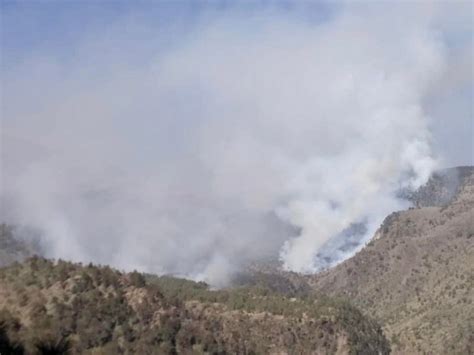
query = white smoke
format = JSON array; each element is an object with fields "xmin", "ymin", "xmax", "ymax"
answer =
[{"xmin": 1, "ymin": 2, "xmax": 468, "ymax": 284}]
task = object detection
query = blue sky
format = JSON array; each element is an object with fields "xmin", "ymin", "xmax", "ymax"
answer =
[
  {"xmin": 2, "ymin": 1, "xmax": 201, "ymax": 65},
  {"xmin": 1, "ymin": 1, "xmax": 335, "ymax": 67}
]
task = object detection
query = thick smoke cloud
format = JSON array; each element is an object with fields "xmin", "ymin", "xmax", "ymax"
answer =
[{"xmin": 1, "ymin": 2, "xmax": 470, "ymax": 284}]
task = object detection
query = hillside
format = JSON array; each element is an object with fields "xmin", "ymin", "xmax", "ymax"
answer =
[
  {"xmin": 0, "ymin": 257, "xmax": 390, "ymax": 354},
  {"xmin": 1, "ymin": 167, "xmax": 472, "ymax": 354},
  {"xmin": 307, "ymin": 167, "xmax": 474, "ymax": 354},
  {"xmin": 404, "ymin": 166, "xmax": 474, "ymax": 208}
]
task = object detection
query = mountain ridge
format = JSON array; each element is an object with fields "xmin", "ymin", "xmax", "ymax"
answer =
[
  {"xmin": 1, "ymin": 166, "xmax": 472, "ymax": 354},
  {"xmin": 307, "ymin": 166, "xmax": 474, "ymax": 354},
  {"xmin": 0, "ymin": 257, "xmax": 390, "ymax": 354}
]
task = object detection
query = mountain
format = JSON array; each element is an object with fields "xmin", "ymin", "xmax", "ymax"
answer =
[
  {"xmin": 233, "ymin": 167, "xmax": 474, "ymax": 354},
  {"xmin": 0, "ymin": 257, "xmax": 390, "ymax": 354},
  {"xmin": 403, "ymin": 166, "xmax": 474, "ymax": 208},
  {"xmin": 306, "ymin": 167, "xmax": 474, "ymax": 354},
  {"xmin": 1, "ymin": 167, "xmax": 472, "ymax": 354}
]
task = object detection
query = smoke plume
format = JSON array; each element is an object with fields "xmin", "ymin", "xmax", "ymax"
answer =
[{"xmin": 1, "ymin": 2, "xmax": 470, "ymax": 284}]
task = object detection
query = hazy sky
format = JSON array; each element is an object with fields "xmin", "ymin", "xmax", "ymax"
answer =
[
  {"xmin": 2, "ymin": 1, "xmax": 471, "ymax": 166},
  {"xmin": 1, "ymin": 1, "xmax": 473, "ymax": 284}
]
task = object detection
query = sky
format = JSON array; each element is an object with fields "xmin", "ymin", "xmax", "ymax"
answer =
[
  {"xmin": 0, "ymin": 0, "xmax": 473, "ymax": 284},
  {"xmin": 2, "ymin": 1, "xmax": 471, "ymax": 165}
]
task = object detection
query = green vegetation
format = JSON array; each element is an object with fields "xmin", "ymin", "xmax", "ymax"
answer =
[{"xmin": 0, "ymin": 257, "xmax": 390, "ymax": 354}]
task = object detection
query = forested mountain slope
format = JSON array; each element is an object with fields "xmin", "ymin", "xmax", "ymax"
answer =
[
  {"xmin": 1, "ymin": 167, "xmax": 472, "ymax": 354},
  {"xmin": 307, "ymin": 167, "xmax": 474, "ymax": 354},
  {"xmin": 0, "ymin": 257, "xmax": 390, "ymax": 354}
]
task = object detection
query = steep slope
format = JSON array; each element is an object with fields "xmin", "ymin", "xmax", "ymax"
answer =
[
  {"xmin": 307, "ymin": 167, "xmax": 474, "ymax": 354},
  {"xmin": 404, "ymin": 166, "xmax": 474, "ymax": 207},
  {"xmin": 2, "ymin": 167, "xmax": 471, "ymax": 354},
  {"xmin": 0, "ymin": 257, "xmax": 390, "ymax": 354}
]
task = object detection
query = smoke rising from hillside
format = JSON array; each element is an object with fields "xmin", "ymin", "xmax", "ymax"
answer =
[{"xmin": 1, "ymin": 2, "xmax": 469, "ymax": 284}]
